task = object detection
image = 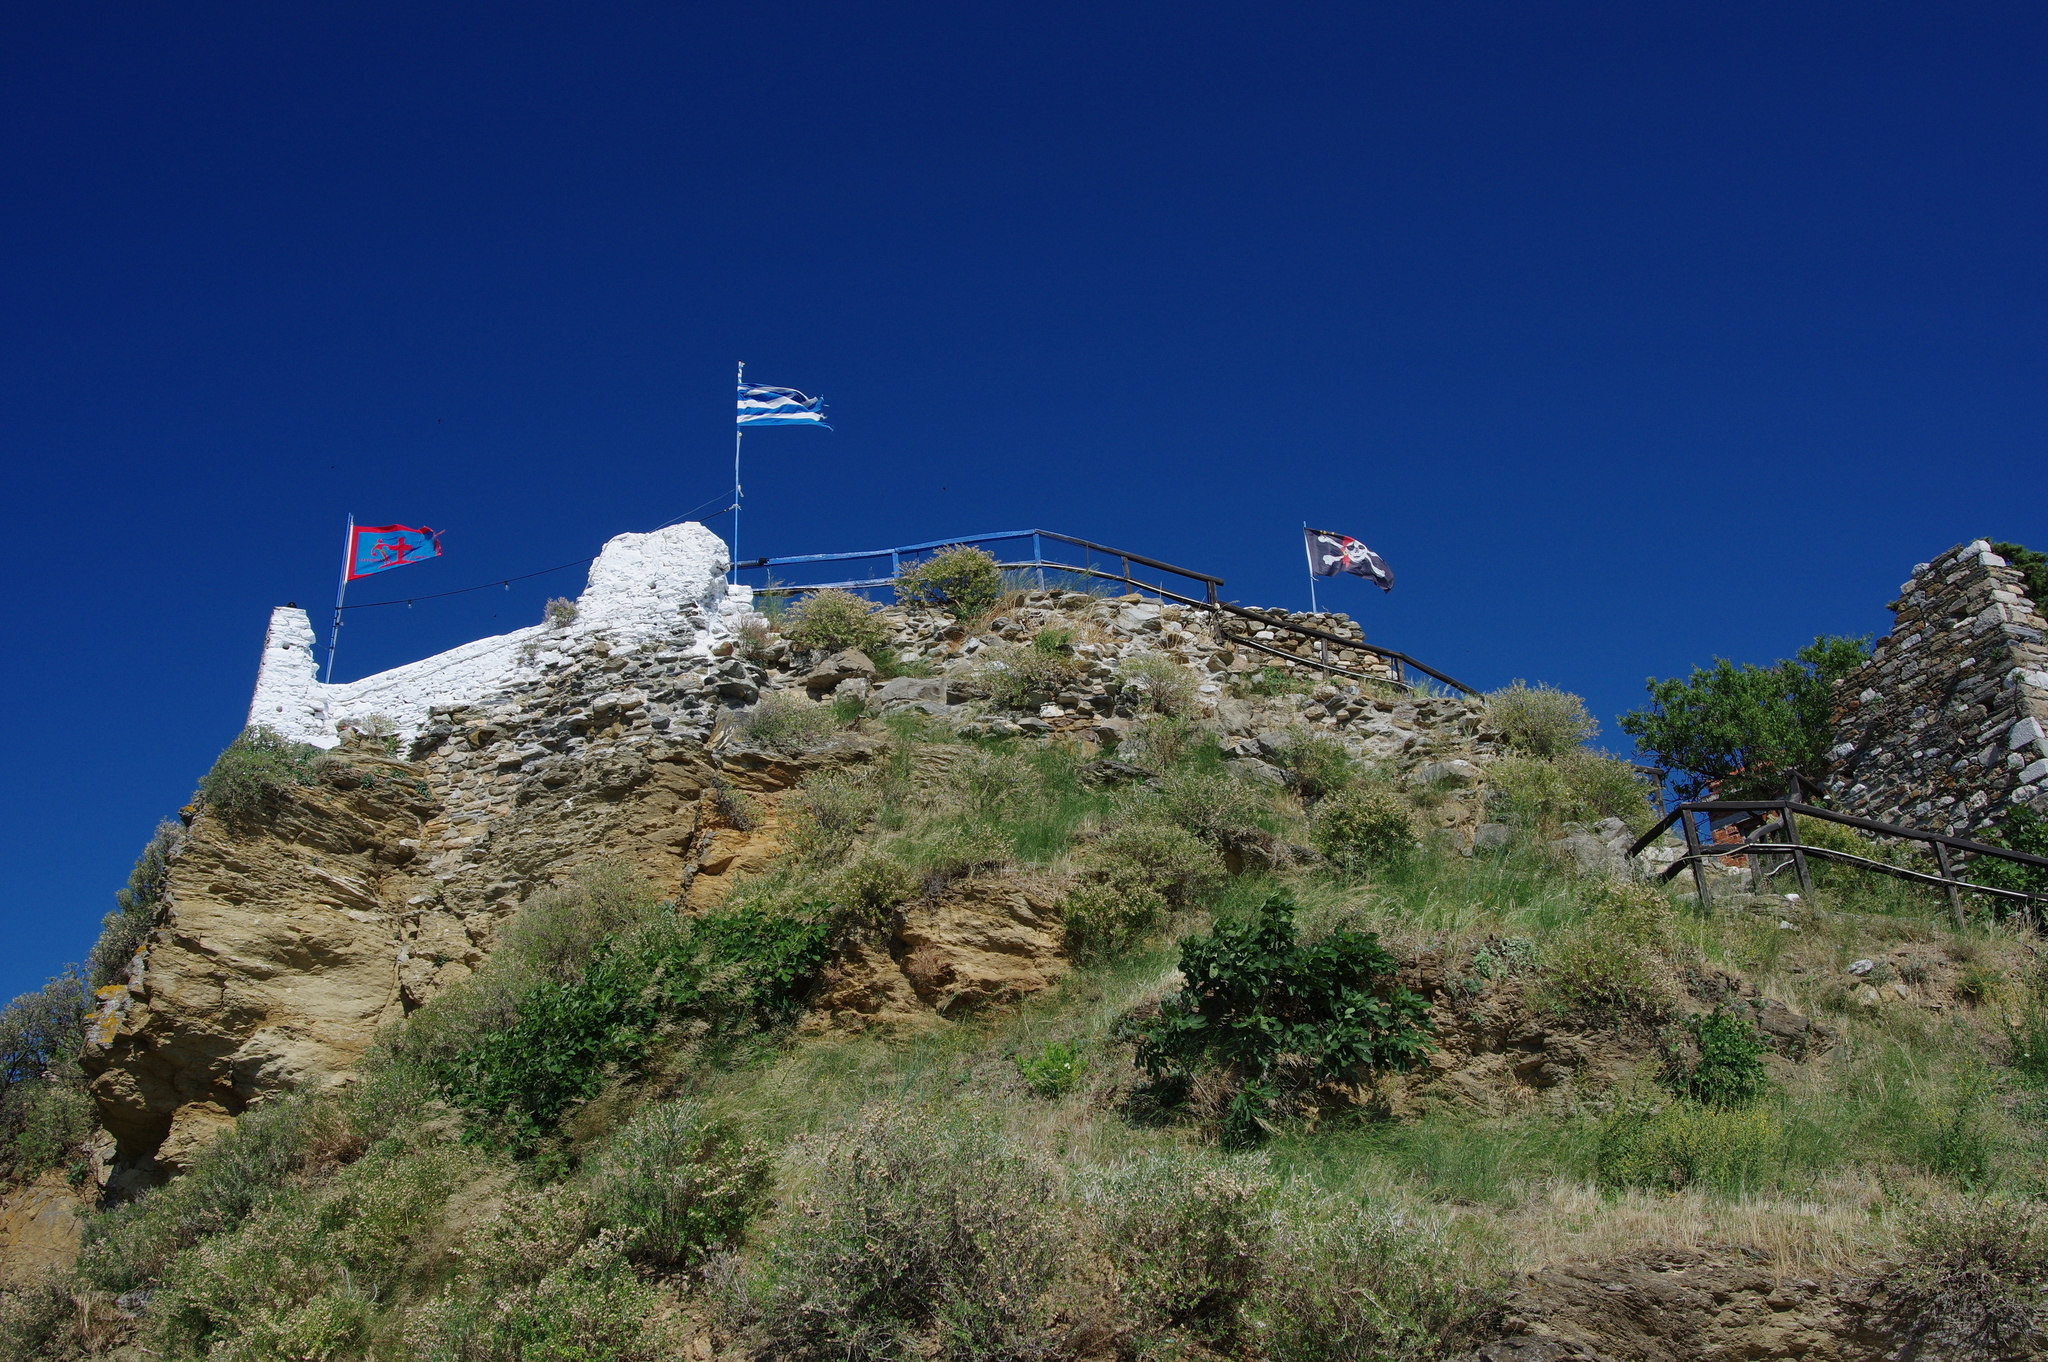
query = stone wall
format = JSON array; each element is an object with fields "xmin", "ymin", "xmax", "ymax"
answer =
[
  {"xmin": 248, "ymin": 521, "xmax": 751, "ymax": 749},
  {"xmin": 1825, "ymin": 539, "xmax": 2048, "ymax": 835}
]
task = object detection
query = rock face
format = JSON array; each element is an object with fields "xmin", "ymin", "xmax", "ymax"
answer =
[
  {"xmin": 0, "ymin": 1173, "xmax": 88, "ymax": 1287},
  {"xmin": 89, "ymin": 559, "xmax": 1502, "ymax": 1172},
  {"xmin": 1827, "ymin": 539, "xmax": 2048, "ymax": 837}
]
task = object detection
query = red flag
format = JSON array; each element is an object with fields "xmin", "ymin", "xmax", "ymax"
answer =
[{"xmin": 346, "ymin": 524, "xmax": 441, "ymax": 580}]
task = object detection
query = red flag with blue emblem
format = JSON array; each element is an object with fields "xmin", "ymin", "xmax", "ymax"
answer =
[{"xmin": 346, "ymin": 524, "xmax": 441, "ymax": 580}]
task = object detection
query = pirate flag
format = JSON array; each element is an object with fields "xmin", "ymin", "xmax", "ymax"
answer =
[{"xmin": 1304, "ymin": 527, "xmax": 1393, "ymax": 591}]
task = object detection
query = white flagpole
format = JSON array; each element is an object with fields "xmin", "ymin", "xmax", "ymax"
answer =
[
  {"xmin": 325, "ymin": 514, "xmax": 353, "ymax": 683},
  {"xmin": 1302, "ymin": 522, "xmax": 1319, "ymax": 614},
  {"xmin": 734, "ymin": 360, "xmax": 744, "ymax": 576}
]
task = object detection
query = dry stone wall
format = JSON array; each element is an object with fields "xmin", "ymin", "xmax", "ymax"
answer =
[{"xmin": 1825, "ymin": 538, "xmax": 2048, "ymax": 835}]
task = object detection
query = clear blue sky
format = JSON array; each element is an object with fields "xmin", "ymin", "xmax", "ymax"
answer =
[{"xmin": 5, "ymin": 3, "xmax": 2044, "ymax": 1004}]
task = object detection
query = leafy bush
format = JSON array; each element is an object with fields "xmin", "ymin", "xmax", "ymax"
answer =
[
  {"xmin": 1276, "ymin": 733, "xmax": 1355, "ymax": 800},
  {"xmin": 1619, "ymin": 634, "xmax": 1871, "ymax": 799},
  {"xmin": 0, "ymin": 1278, "xmax": 79, "ymax": 1360},
  {"xmin": 1537, "ymin": 880, "xmax": 1678, "ymax": 1020},
  {"xmin": 1596, "ymin": 1100, "xmax": 1779, "ymax": 1192},
  {"xmin": 894, "ymin": 544, "xmax": 1004, "ymax": 620},
  {"xmin": 1133, "ymin": 767, "xmax": 1278, "ymax": 860},
  {"xmin": 781, "ymin": 588, "xmax": 890, "ymax": 658},
  {"xmin": 1312, "ymin": 787, "xmax": 1415, "ymax": 873},
  {"xmin": 1238, "ymin": 665, "xmax": 1315, "ymax": 698},
  {"xmin": 494, "ymin": 859, "xmax": 666, "ymax": 985},
  {"xmin": 588, "ymin": 1099, "xmax": 771, "ymax": 1268},
  {"xmin": 1134, "ymin": 895, "xmax": 1432, "ymax": 1146},
  {"xmin": 1662, "ymin": 1009, "xmax": 1770, "ymax": 1108},
  {"xmin": 1884, "ymin": 1194, "xmax": 2048, "ymax": 1358},
  {"xmin": 1255, "ymin": 1192, "xmax": 1503, "ymax": 1362},
  {"xmin": 749, "ymin": 1103, "xmax": 1080, "ymax": 1362},
  {"xmin": 1061, "ymin": 820, "xmax": 1225, "ymax": 959},
  {"xmin": 90, "ymin": 819, "xmax": 183, "ymax": 986},
  {"xmin": 1016, "ymin": 1041, "xmax": 1087, "ymax": 1098},
  {"xmin": 977, "ymin": 640, "xmax": 1087, "ymax": 710},
  {"xmin": 430, "ymin": 901, "xmax": 835, "ymax": 1147},
  {"xmin": 0, "ymin": 972, "xmax": 91, "ymax": 1179},
  {"xmin": 1484, "ymin": 681, "xmax": 1599, "ymax": 757},
  {"xmin": 1118, "ymin": 653, "xmax": 1200, "ymax": 716},
  {"xmin": 1093, "ymin": 1150, "xmax": 1271, "ymax": 1347},
  {"xmin": 1969, "ymin": 803, "xmax": 2048, "ymax": 899},
  {"xmin": 1486, "ymin": 749, "xmax": 1656, "ymax": 834},
  {"xmin": 195, "ymin": 725, "xmax": 325, "ymax": 821},
  {"xmin": 1119, "ymin": 713, "xmax": 1205, "ymax": 767},
  {"xmin": 786, "ymin": 771, "xmax": 880, "ymax": 865},
  {"xmin": 736, "ymin": 691, "xmax": 843, "ymax": 752}
]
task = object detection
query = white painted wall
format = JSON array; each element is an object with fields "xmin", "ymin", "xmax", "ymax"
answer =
[{"xmin": 247, "ymin": 522, "xmax": 749, "ymax": 748}]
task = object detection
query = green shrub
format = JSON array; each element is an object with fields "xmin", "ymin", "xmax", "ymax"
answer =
[
  {"xmin": 0, "ymin": 973, "xmax": 91, "ymax": 1180},
  {"xmin": 90, "ymin": 819, "xmax": 183, "ymax": 986},
  {"xmin": 1016, "ymin": 1041, "xmax": 1087, "ymax": 1098},
  {"xmin": 1662, "ymin": 1009, "xmax": 1770, "ymax": 1108},
  {"xmin": 494, "ymin": 859, "xmax": 665, "ymax": 985},
  {"xmin": 1255, "ymin": 1193, "xmax": 1503, "ymax": 1362},
  {"xmin": 1884, "ymin": 1194, "xmax": 2048, "ymax": 1358},
  {"xmin": 750, "ymin": 1103, "xmax": 1080, "ymax": 1362},
  {"xmin": 430, "ymin": 901, "xmax": 835, "ymax": 1147},
  {"xmin": 1275, "ymin": 734, "xmax": 1355, "ymax": 801},
  {"xmin": 1093, "ymin": 1151, "xmax": 1272, "ymax": 1347},
  {"xmin": 1596, "ymin": 1100, "xmax": 1780, "ymax": 1192},
  {"xmin": 588, "ymin": 1099, "xmax": 771, "ymax": 1268},
  {"xmin": 195, "ymin": 725, "xmax": 324, "ymax": 821},
  {"xmin": 1992, "ymin": 541, "xmax": 2048, "ymax": 607},
  {"xmin": 1484, "ymin": 681, "xmax": 1599, "ymax": 757},
  {"xmin": 1118, "ymin": 653, "xmax": 1199, "ymax": 716},
  {"xmin": 1969, "ymin": 804, "xmax": 2048, "ymax": 900},
  {"xmin": 1121, "ymin": 713, "xmax": 1206, "ymax": 767},
  {"xmin": 1032, "ymin": 625, "xmax": 1075, "ymax": 654},
  {"xmin": 0, "ymin": 1277, "xmax": 80, "ymax": 1360},
  {"xmin": 786, "ymin": 771, "xmax": 880, "ymax": 865},
  {"xmin": 1238, "ymin": 665, "xmax": 1314, "ymax": 698},
  {"xmin": 406, "ymin": 1218, "xmax": 669, "ymax": 1361},
  {"xmin": 1134, "ymin": 768, "xmax": 1277, "ymax": 859},
  {"xmin": 781, "ymin": 588, "xmax": 890, "ymax": 657},
  {"xmin": 736, "ymin": 691, "xmax": 843, "ymax": 752},
  {"xmin": 1086, "ymin": 822, "xmax": 1225, "ymax": 909},
  {"xmin": 977, "ymin": 640, "xmax": 1087, "ymax": 710},
  {"xmin": 894, "ymin": 544, "xmax": 1004, "ymax": 620},
  {"xmin": 1486, "ymin": 750, "xmax": 1657, "ymax": 834},
  {"xmin": 1134, "ymin": 895, "xmax": 1432, "ymax": 1146},
  {"xmin": 1311, "ymin": 788, "xmax": 1415, "ymax": 873},
  {"xmin": 1536, "ymin": 880, "xmax": 1678, "ymax": 1021}
]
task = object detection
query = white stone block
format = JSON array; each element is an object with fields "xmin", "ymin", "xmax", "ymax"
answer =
[
  {"xmin": 2012, "ymin": 717, "xmax": 2046, "ymax": 750},
  {"xmin": 2022, "ymin": 758, "xmax": 2048, "ymax": 785}
]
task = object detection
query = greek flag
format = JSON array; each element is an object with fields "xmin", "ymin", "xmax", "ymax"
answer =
[{"xmin": 737, "ymin": 383, "xmax": 831, "ymax": 428}]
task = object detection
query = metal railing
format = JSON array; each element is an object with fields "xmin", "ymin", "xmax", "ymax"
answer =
[
  {"xmin": 735, "ymin": 528, "xmax": 1478, "ymax": 695},
  {"xmin": 1626, "ymin": 774, "xmax": 2048, "ymax": 929}
]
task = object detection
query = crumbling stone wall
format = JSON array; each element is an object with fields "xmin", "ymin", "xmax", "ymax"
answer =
[{"xmin": 1825, "ymin": 539, "xmax": 2048, "ymax": 835}]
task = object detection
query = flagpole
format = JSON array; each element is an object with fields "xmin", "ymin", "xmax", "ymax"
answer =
[
  {"xmin": 1302, "ymin": 521, "xmax": 1319, "ymax": 614},
  {"xmin": 325, "ymin": 514, "xmax": 352, "ymax": 683},
  {"xmin": 734, "ymin": 360, "xmax": 744, "ymax": 579}
]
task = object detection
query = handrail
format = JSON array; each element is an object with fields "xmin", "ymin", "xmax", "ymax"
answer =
[
  {"xmin": 1626, "ymin": 784, "xmax": 2048, "ymax": 928},
  {"xmin": 736, "ymin": 527, "xmax": 1479, "ymax": 695}
]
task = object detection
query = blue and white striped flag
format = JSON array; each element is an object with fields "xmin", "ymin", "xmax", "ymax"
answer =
[{"xmin": 737, "ymin": 383, "xmax": 831, "ymax": 429}]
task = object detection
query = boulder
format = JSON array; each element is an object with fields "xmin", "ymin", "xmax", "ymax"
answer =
[{"xmin": 804, "ymin": 649, "xmax": 876, "ymax": 694}]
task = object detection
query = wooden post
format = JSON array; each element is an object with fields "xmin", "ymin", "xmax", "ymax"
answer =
[
  {"xmin": 1933, "ymin": 841, "xmax": 1965, "ymax": 931},
  {"xmin": 1780, "ymin": 804, "xmax": 1814, "ymax": 896},
  {"xmin": 1679, "ymin": 809, "xmax": 1713, "ymax": 912}
]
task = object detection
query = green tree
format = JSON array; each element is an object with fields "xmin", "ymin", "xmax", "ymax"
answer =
[
  {"xmin": 1619, "ymin": 634, "xmax": 1870, "ymax": 799},
  {"xmin": 1992, "ymin": 541, "xmax": 2048, "ymax": 608}
]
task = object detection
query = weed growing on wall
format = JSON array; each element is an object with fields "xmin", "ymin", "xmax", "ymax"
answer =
[
  {"xmin": 195, "ymin": 725, "xmax": 324, "ymax": 821},
  {"xmin": 894, "ymin": 544, "xmax": 1004, "ymax": 620},
  {"xmin": 781, "ymin": 588, "xmax": 889, "ymax": 658}
]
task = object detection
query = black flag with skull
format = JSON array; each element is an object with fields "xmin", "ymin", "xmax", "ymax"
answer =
[{"xmin": 1304, "ymin": 527, "xmax": 1393, "ymax": 591}]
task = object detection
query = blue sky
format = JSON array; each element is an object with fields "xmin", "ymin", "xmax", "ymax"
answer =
[{"xmin": 4, "ymin": 2, "xmax": 2044, "ymax": 1004}]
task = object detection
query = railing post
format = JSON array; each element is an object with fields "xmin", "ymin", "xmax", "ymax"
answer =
[
  {"xmin": 1933, "ymin": 841, "xmax": 1966, "ymax": 931},
  {"xmin": 1779, "ymin": 803, "xmax": 1814, "ymax": 896},
  {"xmin": 1679, "ymin": 809, "xmax": 1713, "ymax": 912}
]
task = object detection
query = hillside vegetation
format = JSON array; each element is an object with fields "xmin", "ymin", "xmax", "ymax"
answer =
[{"xmin": 6, "ymin": 623, "xmax": 2048, "ymax": 1358}]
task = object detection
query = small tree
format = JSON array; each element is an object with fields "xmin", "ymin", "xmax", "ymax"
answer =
[
  {"xmin": 1618, "ymin": 634, "xmax": 1870, "ymax": 799},
  {"xmin": 1992, "ymin": 541, "xmax": 2048, "ymax": 607},
  {"xmin": 894, "ymin": 544, "xmax": 1003, "ymax": 619}
]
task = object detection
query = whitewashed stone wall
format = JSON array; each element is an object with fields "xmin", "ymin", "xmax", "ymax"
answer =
[{"xmin": 247, "ymin": 522, "xmax": 752, "ymax": 748}]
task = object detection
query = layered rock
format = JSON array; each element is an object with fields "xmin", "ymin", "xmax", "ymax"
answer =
[{"xmin": 1826, "ymin": 539, "xmax": 2048, "ymax": 835}]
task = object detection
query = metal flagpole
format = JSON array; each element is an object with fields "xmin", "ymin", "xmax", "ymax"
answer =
[
  {"xmin": 325, "ymin": 514, "xmax": 353, "ymax": 682},
  {"xmin": 733, "ymin": 361, "xmax": 744, "ymax": 575},
  {"xmin": 1302, "ymin": 522, "xmax": 1319, "ymax": 614}
]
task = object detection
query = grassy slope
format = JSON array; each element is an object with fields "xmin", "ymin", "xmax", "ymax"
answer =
[{"xmin": 8, "ymin": 710, "xmax": 2047, "ymax": 1361}]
